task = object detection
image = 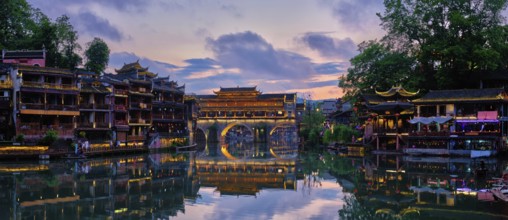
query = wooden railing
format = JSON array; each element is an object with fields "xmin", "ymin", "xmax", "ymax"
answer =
[
  {"xmin": 0, "ymin": 80, "xmax": 12, "ymax": 89},
  {"xmin": 21, "ymin": 103, "xmax": 78, "ymax": 111},
  {"xmin": 114, "ymin": 89, "xmax": 129, "ymax": 96},
  {"xmin": 22, "ymin": 81, "xmax": 78, "ymax": 90}
]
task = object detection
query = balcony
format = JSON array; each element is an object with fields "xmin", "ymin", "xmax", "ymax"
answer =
[
  {"xmin": 17, "ymin": 123, "xmax": 74, "ymax": 139},
  {"xmin": 0, "ymin": 97, "xmax": 11, "ymax": 108},
  {"xmin": 129, "ymin": 118, "xmax": 150, "ymax": 124},
  {"xmin": 22, "ymin": 81, "xmax": 78, "ymax": 90},
  {"xmin": 0, "ymin": 80, "xmax": 12, "ymax": 89},
  {"xmin": 78, "ymin": 122, "xmax": 93, "ymax": 128},
  {"xmin": 95, "ymin": 104, "xmax": 109, "ymax": 110},
  {"xmin": 114, "ymin": 105, "xmax": 127, "ymax": 111},
  {"xmin": 114, "ymin": 89, "xmax": 129, "ymax": 96},
  {"xmin": 95, "ymin": 122, "xmax": 109, "ymax": 128},
  {"xmin": 115, "ymin": 120, "xmax": 128, "ymax": 126},
  {"xmin": 79, "ymin": 103, "xmax": 93, "ymax": 109}
]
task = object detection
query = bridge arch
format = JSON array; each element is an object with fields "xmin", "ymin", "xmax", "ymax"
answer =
[
  {"xmin": 220, "ymin": 122, "xmax": 254, "ymax": 140},
  {"xmin": 195, "ymin": 127, "xmax": 207, "ymax": 143}
]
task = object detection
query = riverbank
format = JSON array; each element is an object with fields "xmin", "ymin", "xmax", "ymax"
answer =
[{"xmin": 0, "ymin": 143, "xmax": 197, "ymax": 160}]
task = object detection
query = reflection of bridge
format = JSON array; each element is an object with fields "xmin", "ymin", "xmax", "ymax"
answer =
[
  {"xmin": 195, "ymin": 158, "xmax": 298, "ymax": 195},
  {"xmin": 194, "ymin": 87, "xmax": 298, "ymax": 143}
]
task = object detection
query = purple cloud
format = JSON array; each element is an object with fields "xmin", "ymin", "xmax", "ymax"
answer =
[
  {"xmin": 298, "ymin": 32, "xmax": 357, "ymax": 59},
  {"xmin": 206, "ymin": 31, "xmax": 315, "ymax": 80}
]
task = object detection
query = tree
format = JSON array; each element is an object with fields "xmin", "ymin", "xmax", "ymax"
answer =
[
  {"xmin": 84, "ymin": 37, "xmax": 110, "ymax": 75},
  {"xmin": 339, "ymin": 40, "xmax": 419, "ymax": 99},
  {"xmin": 54, "ymin": 15, "xmax": 82, "ymax": 69},
  {"xmin": 0, "ymin": 0, "xmax": 34, "ymax": 49},
  {"xmin": 341, "ymin": 0, "xmax": 508, "ymax": 99},
  {"xmin": 378, "ymin": 0, "xmax": 508, "ymax": 89}
]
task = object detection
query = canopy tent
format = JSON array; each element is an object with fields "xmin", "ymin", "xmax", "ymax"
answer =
[{"xmin": 409, "ymin": 116, "xmax": 453, "ymax": 125}]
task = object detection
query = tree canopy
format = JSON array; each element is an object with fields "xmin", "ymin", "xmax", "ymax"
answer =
[
  {"xmin": 340, "ymin": 0, "xmax": 508, "ymax": 100},
  {"xmin": 84, "ymin": 37, "xmax": 110, "ymax": 75},
  {"xmin": 0, "ymin": 0, "xmax": 82, "ymax": 69}
]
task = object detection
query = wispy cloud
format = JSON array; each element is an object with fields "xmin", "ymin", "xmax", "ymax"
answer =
[{"xmin": 75, "ymin": 11, "xmax": 124, "ymax": 41}]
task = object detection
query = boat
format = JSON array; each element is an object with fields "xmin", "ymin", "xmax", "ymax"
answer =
[{"xmin": 491, "ymin": 187, "xmax": 508, "ymax": 202}]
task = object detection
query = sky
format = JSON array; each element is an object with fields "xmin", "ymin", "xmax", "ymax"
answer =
[{"xmin": 27, "ymin": 0, "xmax": 387, "ymax": 100}]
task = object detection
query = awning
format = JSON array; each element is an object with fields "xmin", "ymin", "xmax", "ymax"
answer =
[{"xmin": 409, "ymin": 116, "xmax": 453, "ymax": 124}]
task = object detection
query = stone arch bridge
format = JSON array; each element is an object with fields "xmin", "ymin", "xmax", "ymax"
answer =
[{"xmin": 195, "ymin": 118, "xmax": 297, "ymax": 143}]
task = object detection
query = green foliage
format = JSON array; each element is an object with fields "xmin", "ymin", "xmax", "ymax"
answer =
[
  {"xmin": 322, "ymin": 129, "xmax": 332, "ymax": 145},
  {"xmin": 84, "ymin": 37, "xmax": 110, "ymax": 75},
  {"xmin": 15, "ymin": 134, "xmax": 24, "ymax": 143},
  {"xmin": 339, "ymin": 41, "xmax": 419, "ymax": 99},
  {"xmin": 78, "ymin": 131, "xmax": 86, "ymax": 138},
  {"xmin": 0, "ymin": 0, "xmax": 82, "ymax": 69},
  {"xmin": 300, "ymin": 109, "xmax": 325, "ymax": 147},
  {"xmin": 334, "ymin": 124, "xmax": 360, "ymax": 144},
  {"xmin": 39, "ymin": 130, "xmax": 58, "ymax": 146},
  {"xmin": 342, "ymin": 0, "xmax": 508, "ymax": 99}
]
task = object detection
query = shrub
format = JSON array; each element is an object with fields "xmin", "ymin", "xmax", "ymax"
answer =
[{"xmin": 39, "ymin": 130, "xmax": 58, "ymax": 146}]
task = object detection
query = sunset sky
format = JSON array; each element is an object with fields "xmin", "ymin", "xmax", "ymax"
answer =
[{"xmin": 27, "ymin": 0, "xmax": 388, "ymax": 100}]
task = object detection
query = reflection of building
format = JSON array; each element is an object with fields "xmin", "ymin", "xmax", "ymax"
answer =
[
  {"xmin": 350, "ymin": 154, "xmax": 508, "ymax": 219},
  {"xmin": 0, "ymin": 153, "xmax": 197, "ymax": 220},
  {"xmin": 195, "ymin": 158, "xmax": 297, "ymax": 196}
]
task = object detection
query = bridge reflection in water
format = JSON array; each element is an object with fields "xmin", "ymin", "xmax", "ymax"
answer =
[{"xmin": 0, "ymin": 139, "xmax": 300, "ymax": 220}]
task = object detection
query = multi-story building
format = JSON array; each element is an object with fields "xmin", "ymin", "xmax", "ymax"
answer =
[
  {"xmin": 76, "ymin": 70, "xmax": 113, "ymax": 144},
  {"xmin": 152, "ymin": 77, "xmax": 187, "ymax": 146},
  {"xmin": 0, "ymin": 64, "xmax": 15, "ymax": 141},
  {"xmin": 105, "ymin": 61, "xmax": 154, "ymax": 146},
  {"xmin": 15, "ymin": 65, "xmax": 79, "ymax": 141}
]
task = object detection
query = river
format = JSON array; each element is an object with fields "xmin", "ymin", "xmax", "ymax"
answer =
[{"xmin": 0, "ymin": 141, "xmax": 507, "ymax": 219}]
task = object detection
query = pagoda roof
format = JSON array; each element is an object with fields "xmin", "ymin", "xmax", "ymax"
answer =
[
  {"xmin": 215, "ymin": 86, "xmax": 259, "ymax": 93},
  {"xmin": 115, "ymin": 60, "xmax": 148, "ymax": 73},
  {"xmin": 2, "ymin": 49, "xmax": 45, "ymax": 59},
  {"xmin": 412, "ymin": 88, "xmax": 508, "ymax": 104},
  {"xmin": 18, "ymin": 65, "xmax": 73, "ymax": 76},
  {"xmin": 361, "ymin": 94, "xmax": 386, "ymax": 105},
  {"xmin": 375, "ymin": 85, "xmax": 419, "ymax": 98},
  {"xmin": 80, "ymin": 84, "xmax": 111, "ymax": 94}
]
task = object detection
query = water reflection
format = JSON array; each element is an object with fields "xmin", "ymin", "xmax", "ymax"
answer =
[{"xmin": 1, "ymin": 141, "xmax": 508, "ymax": 219}]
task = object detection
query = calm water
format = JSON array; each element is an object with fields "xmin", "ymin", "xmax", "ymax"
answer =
[{"xmin": 1, "ymin": 142, "xmax": 508, "ymax": 220}]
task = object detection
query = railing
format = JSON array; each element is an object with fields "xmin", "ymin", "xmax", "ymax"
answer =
[
  {"xmin": 114, "ymin": 89, "xmax": 129, "ymax": 96},
  {"xmin": 115, "ymin": 120, "xmax": 128, "ymax": 126},
  {"xmin": 114, "ymin": 105, "xmax": 126, "ymax": 111},
  {"xmin": 0, "ymin": 80, "xmax": 12, "ymax": 89},
  {"xmin": 17, "ymin": 123, "xmax": 74, "ymax": 138},
  {"xmin": 127, "ymin": 136, "xmax": 145, "ymax": 141},
  {"xmin": 20, "ymin": 103, "xmax": 78, "ymax": 111},
  {"xmin": 22, "ymin": 81, "xmax": 78, "ymax": 90},
  {"xmin": 78, "ymin": 122, "xmax": 93, "ymax": 128},
  {"xmin": 129, "ymin": 118, "xmax": 149, "ymax": 124},
  {"xmin": 95, "ymin": 122, "xmax": 109, "ymax": 128},
  {"xmin": 79, "ymin": 103, "xmax": 93, "ymax": 109},
  {"xmin": 95, "ymin": 104, "xmax": 109, "ymax": 110},
  {"xmin": 152, "ymin": 113, "xmax": 175, "ymax": 119}
]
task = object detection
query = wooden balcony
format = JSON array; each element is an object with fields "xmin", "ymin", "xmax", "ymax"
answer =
[
  {"xmin": 22, "ymin": 81, "xmax": 78, "ymax": 90},
  {"xmin": 114, "ymin": 89, "xmax": 129, "ymax": 96},
  {"xmin": 0, "ymin": 80, "xmax": 12, "ymax": 89},
  {"xmin": 114, "ymin": 105, "xmax": 127, "ymax": 111},
  {"xmin": 115, "ymin": 120, "xmax": 128, "ymax": 126}
]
